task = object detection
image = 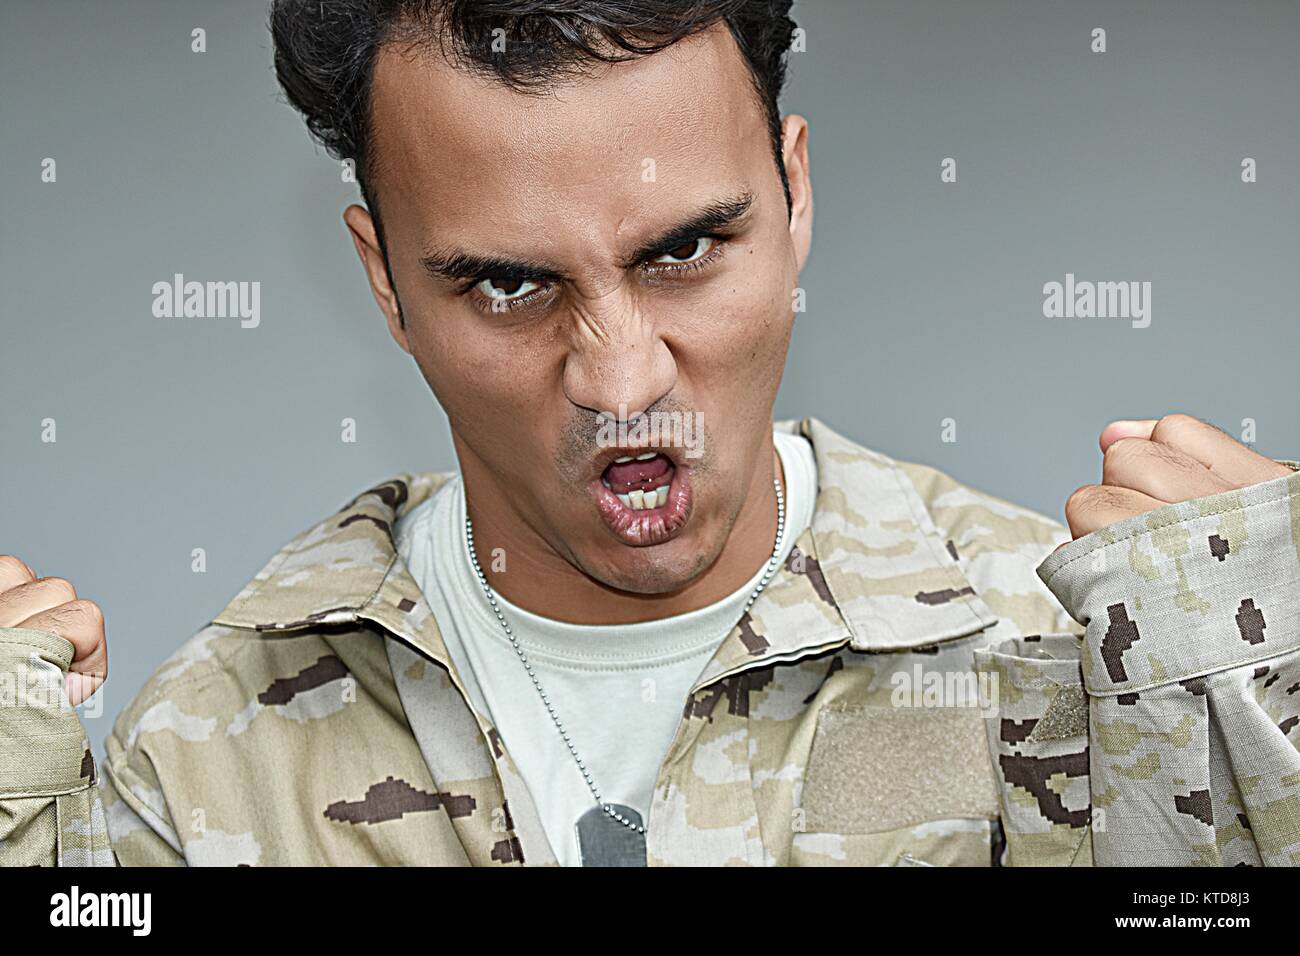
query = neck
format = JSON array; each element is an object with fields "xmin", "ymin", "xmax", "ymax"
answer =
[{"xmin": 460, "ymin": 437, "xmax": 786, "ymax": 625}]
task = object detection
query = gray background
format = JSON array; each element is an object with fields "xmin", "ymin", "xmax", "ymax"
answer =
[{"xmin": 2, "ymin": 0, "xmax": 1297, "ymax": 751}]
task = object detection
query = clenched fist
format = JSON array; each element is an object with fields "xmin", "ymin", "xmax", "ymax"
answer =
[
  {"xmin": 0, "ymin": 555, "xmax": 107, "ymax": 706},
  {"xmin": 1064, "ymin": 413, "xmax": 1294, "ymax": 540}
]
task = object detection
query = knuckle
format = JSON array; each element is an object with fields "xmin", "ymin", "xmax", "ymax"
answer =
[
  {"xmin": 0, "ymin": 555, "xmax": 36, "ymax": 582},
  {"xmin": 1107, "ymin": 435, "xmax": 1145, "ymax": 457},
  {"xmin": 1102, "ymin": 438, "xmax": 1143, "ymax": 477},
  {"xmin": 1065, "ymin": 484, "xmax": 1097, "ymax": 515},
  {"xmin": 67, "ymin": 598, "xmax": 104, "ymax": 628},
  {"xmin": 38, "ymin": 576, "xmax": 78, "ymax": 605},
  {"xmin": 1154, "ymin": 412, "xmax": 1197, "ymax": 439}
]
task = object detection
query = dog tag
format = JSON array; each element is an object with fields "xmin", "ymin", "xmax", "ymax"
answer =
[{"xmin": 575, "ymin": 804, "xmax": 647, "ymax": 867}]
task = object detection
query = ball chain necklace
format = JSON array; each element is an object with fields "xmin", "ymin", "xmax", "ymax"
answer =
[{"xmin": 463, "ymin": 470, "xmax": 786, "ymax": 842}]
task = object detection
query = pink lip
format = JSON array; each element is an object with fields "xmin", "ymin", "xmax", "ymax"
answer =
[{"xmin": 590, "ymin": 463, "xmax": 694, "ymax": 547}]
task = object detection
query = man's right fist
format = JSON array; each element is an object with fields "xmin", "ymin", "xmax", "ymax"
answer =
[{"xmin": 0, "ymin": 555, "xmax": 107, "ymax": 706}]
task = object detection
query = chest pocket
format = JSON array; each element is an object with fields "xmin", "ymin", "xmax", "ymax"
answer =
[{"xmin": 800, "ymin": 704, "xmax": 999, "ymax": 834}]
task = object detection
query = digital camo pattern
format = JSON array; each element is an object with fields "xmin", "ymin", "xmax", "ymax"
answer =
[
  {"xmin": 973, "ymin": 636, "xmax": 1093, "ymax": 866},
  {"xmin": 1, "ymin": 418, "xmax": 1296, "ymax": 866},
  {"xmin": 0, "ymin": 627, "xmax": 111, "ymax": 866},
  {"xmin": 1037, "ymin": 465, "xmax": 1300, "ymax": 866}
]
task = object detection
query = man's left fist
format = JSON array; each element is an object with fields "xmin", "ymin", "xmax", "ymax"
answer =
[{"xmin": 1064, "ymin": 413, "xmax": 1293, "ymax": 540}]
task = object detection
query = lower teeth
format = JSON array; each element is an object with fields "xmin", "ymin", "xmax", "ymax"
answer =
[{"xmin": 616, "ymin": 483, "xmax": 670, "ymax": 511}]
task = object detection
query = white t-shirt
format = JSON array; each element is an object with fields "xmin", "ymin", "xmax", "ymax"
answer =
[{"xmin": 393, "ymin": 429, "xmax": 817, "ymax": 865}]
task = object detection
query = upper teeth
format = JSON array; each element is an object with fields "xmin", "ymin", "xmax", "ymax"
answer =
[
  {"xmin": 616, "ymin": 484, "xmax": 670, "ymax": 511},
  {"xmin": 613, "ymin": 456, "xmax": 634, "ymax": 463},
  {"xmin": 635, "ymin": 452, "xmax": 658, "ymax": 460}
]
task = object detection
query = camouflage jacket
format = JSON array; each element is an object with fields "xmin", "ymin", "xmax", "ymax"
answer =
[{"xmin": 3, "ymin": 417, "xmax": 1299, "ymax": 866}]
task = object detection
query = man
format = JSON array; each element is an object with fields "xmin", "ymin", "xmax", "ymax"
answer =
[{"xmin": 1, "ymin": 0, "xmax": 1297, "ymax": 867}]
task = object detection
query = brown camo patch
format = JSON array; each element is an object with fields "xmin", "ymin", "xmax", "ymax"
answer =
[{"xmin": 323, "ymin": 776, "xmax": 475, "ymax": 825}]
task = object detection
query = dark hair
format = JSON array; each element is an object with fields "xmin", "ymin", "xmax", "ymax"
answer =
[{"xmin": 271, "ymin": 0, "xmax": 797, "ymax": 252}]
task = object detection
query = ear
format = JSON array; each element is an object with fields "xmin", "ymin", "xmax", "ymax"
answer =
[
  {"xmin": 780, "ymin": 114, "xmax": 813, "ymax": 272},
  {"xmin": 343, "ymin": 203, "xmax": 411, "ymax": 354}
]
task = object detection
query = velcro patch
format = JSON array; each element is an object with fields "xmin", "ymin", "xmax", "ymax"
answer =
[
  {"xmin": 801, "ymin": 705, "xmax": 999, "ymax": 833},
  {"xmin": 1026, "ymin": 684, "xmax": 1089, "ymax": 743}
]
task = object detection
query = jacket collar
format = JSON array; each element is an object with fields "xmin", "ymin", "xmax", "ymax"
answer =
[{"xmin": 213, "ymin": 417, "xmax": 998, "ymax": 676}]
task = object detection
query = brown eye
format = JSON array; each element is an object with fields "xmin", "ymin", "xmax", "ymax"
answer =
[
  {"xmin": 474, "ymin": 276, "xmax": 541, "ymax": 304},
  {"xmin": 650, "ymin": 236, "xmax": 716, "ymax": 266}
]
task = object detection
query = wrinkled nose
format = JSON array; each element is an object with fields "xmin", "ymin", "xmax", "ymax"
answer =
[{"xmin": 562, "ymin": 297, "xmax": 677, "ymax": 422}]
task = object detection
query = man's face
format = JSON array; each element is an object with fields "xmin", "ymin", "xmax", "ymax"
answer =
[{"xmin": 355, "ymin": 23, "xmax": 812, "ymax": 596}]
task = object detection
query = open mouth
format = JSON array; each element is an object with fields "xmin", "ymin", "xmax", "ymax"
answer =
[
  {"xmin": 602, "ymin": 452, "xmax": 673, "ymax": 510},
  {"xmin": 590, "ymin": 450, "xmax": 694, "ymax": 546}
]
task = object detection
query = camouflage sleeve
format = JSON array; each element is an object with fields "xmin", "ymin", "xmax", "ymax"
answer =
[
  {"xmin": 1032, "ymin": 464, "xmax": 1300, "ymax": 866},
  {"xmin": 0, "ymin": 626, "xmax": 115, "ymax": 866},
  {"xmin": 97, "ymin": 747, "xmax": 188, "ymax": 865},
  {"xmin": 973, "ymin": 635, "xmax": 1093, "ymax": 866},
  {"xmin": 98, "ymin": 706, "xmax": 190, "ymax": 866}
]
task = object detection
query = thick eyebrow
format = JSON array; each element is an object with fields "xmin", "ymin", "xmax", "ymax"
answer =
[
  {"xmin": 619, "ymin": 191, "xmax": 755, "ymax": 269},
  {"xmin": 418, "ymin": 191, "xmax": 755, "ymax": 285}
]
